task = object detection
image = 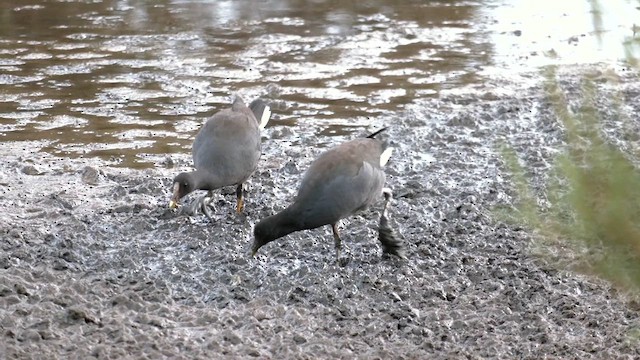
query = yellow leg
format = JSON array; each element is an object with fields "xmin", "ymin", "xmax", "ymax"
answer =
[{"xmin": 236, "ymin": 184, "xmax": 244, "ymax": 214}]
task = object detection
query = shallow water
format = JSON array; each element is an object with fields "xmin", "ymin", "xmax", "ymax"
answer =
[{"xmin": 0, "ymin": 0, "xmax": 638, "ymax": 168}]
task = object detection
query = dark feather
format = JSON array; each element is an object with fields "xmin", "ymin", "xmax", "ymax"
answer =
[
  {"xmin": 378, "ymin": 211, "xmax": 405, "ymax": 259},
  {"xmin": 366, "ymin": 127, "xmax": 388, "ymax": 139}
]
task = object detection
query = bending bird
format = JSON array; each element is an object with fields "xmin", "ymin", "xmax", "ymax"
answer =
[{"xmin": 252, "ymin": 128, "xmax": 404, "ymax": 260}]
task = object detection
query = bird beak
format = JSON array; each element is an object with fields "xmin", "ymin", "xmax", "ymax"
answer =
[
  {"xmin": 251, "ymin": 243, "xmax": 260, "ymax": 257},
  {"xmin": 169, "ymin": 183, "xmax": 180, "ymax": 208}
]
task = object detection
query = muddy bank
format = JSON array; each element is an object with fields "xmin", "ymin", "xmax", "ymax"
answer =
[{"xmin": 1, "ymin": 66, "xmax": 639, "ymax": 359}]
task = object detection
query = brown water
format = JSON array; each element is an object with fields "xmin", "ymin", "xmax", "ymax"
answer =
[{"xmin": 0, "ymin": 0, "xmax": 638, "ymax": 168}]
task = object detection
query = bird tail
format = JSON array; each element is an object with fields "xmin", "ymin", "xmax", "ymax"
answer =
[
  {"xmin": 249, "ymin": 99, "xmax": 272, "ymax": 129},
  {"xmin": 366, "ymin": 127, "xmax": 388, "ymax": 139},
  {"xmin": 367, "ymin": 127, "xmax": 393, "ymax": 167}
]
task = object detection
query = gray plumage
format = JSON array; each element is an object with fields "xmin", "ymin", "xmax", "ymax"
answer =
[
  {"xmin": 170, "ymin": 96, "xmax": 271, "ymax": 216},
  {"xmin": 252, "ymin": 128, "xmax": 404, "ymax": 260}
]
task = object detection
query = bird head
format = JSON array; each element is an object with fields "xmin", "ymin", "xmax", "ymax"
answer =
[
  {"xmin": 251, "ymin": 214, "xmax": 289, "ymax": 256},
  {"xmin": 251, "ymin": 219, "xmax": 271, "ymax": 256},
  {"xmin": 169, "ymin": 172, "xmax": 196, "ymax": 208}
]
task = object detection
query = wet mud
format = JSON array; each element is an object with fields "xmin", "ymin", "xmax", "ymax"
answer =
[
  {"xmin": 3, "ymin": 0, "xmax": 640, "ymax": 358},
  {"xmin": 2, "ymin": 66, "xmax": 640, "ymax": 359}
]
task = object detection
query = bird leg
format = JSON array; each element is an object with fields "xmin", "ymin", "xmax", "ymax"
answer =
[
  {"xmin": 236, "ymin": 183, "xmax": 244, "ymax": 214},
  {"xmin": 332, "ymin": 223, "xmax": 342, "ymax": 261}
]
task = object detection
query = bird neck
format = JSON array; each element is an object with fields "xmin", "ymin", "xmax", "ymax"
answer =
[
  {"xmin": 263, "ymin": 207, "xmax": 303, "ymax": 241},
  {"xmin": 189, "ymin": 170, "xmax": 227, "ymax": 191}
]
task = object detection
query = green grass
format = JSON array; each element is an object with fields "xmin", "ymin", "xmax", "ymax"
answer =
[
  {"xmin": 498, "ymin": 0, "xmax": 640, "ymax": 293},
  {"xmin": 499, "ymin": 63, "xmax": 640, "ymax": 292}
]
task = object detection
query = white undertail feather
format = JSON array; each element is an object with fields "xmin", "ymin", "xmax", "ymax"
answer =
[
  {"xmin": 259, "ymin": 106, "xmax": 271, "ymax": 129},
  {"xmin": 380, "ymin": 147, "xmax": 394, "ymax": 167}
]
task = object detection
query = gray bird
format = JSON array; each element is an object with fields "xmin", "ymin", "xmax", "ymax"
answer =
[
  {"xmin": 252, "ymin": 128, "xmax": 405, "ymax": 260},
  {"xmin": 170, "ymin": 96, "xmax": 271, "ymax": 218}
]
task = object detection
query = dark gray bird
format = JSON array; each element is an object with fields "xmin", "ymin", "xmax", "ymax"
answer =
[
  {"xmin": 252, "ymin": 128, "xmax": 405, "ymax": 260},
  {"xmin": 170, "ymin": 96, "xmax": 271, "ymax": 217}
]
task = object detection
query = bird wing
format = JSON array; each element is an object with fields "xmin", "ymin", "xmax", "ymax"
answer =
[
  {"xmin": 291, "ymin": 139, "xmax": 386, "ymax": 229},
  {"xmin": 192, "ymin": 109, "xmax": 261, "ymax": 185}
]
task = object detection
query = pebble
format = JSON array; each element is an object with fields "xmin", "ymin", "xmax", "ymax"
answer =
[
  {"xmin": 81, "ymin": 166, "xmax": 100, "ymax": 185},
  {"xmin": 21, "ymin": 165, "xmax": 41, "ymax": 175}
]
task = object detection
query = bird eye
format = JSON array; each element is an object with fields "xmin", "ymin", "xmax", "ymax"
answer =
[{"xmin": 183, "ymin": 182, "xmax": 188, "ymax": 187}]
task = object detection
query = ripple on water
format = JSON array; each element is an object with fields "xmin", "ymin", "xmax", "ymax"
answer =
[
  {"xmin": 98, "ymin": 87, "xmax": 169, "ymax": 103},
  {"xmin": 0, "ymin": 112, "xmax": 46, "ymax": 132},
  {"xmin": 369, "ymin": 89, "xmax": 408, "ymax": 105},
  {"xmin": 302, "ymin": 87, "xmax": 365, "ymax": 102},
  {"xmin": 0, "ymin": 74, "xmax": 45, "ymax": 85},
  {"xmin": 58, "ymin": 52, "xmax": 110, "ymax": 60},
  {"xmin": 19, "ymin": 52, "xmax": 54, "ymax": 60},
  {"xmin": 42, "ymin": 64, "xmax": 98, "ymax": 76},
  {"xmin": 17, "ymin": 99, "xmax": 59, "ymax": 111},
  {"xmin": 326, "ymin": 75, "xmax": 381, "ymax": 87},
  {"xmin": 157, "ymin": 103, "xmax": 213, "ymax": 117},
  {"xmin": 35, "ymin": 116, "xmax": 88, "ymax": 131},
  {"xmin": 0, "ymin": 0, "xmax": 561, "ymax": 169},
  {"xmin": 263, "ymin": 17, "xmax": 306, "ymax": 27}
]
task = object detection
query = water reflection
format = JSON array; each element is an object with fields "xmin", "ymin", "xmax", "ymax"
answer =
[
  {"xmin": 0, "ymin": 0, "xmax": 637, "ymax": 168},
  {"xmin": 487, "ymin": 0, "xmax": 640, "ymax": 72}
]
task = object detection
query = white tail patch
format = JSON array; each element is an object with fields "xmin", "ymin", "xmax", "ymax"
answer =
[
  {"xmin": 380, "ymin": 147, "xmax": 394, "ymax": 167},
  {"xmin": 259, "ymin": 105, "xmax": 271, "ymax": 129}
]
